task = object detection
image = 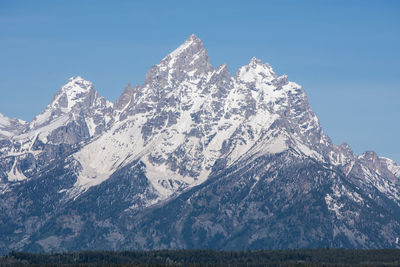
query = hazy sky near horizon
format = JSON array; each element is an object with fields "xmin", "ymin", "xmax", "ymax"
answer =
[{"xmin": 1, "ymin": 0, "xmax": 399, "ymax": 163}]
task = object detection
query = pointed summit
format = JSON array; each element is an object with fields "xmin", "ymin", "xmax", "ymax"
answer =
[
  {"xmin": 188, "ymin": 33, "xmax": 201, "ymax": 42},
  {"xmin": 68, "ymin": 76, "xmax": 85, "ymax": 82},
  {"xmin": 144, "ymin": 34, "xmax": 213, "ymax": 86},
  {"xmin": 50, "ymin": 76, "xmax": 95, "ymax": 110},
  {"xmin": 168, "ymin": 34, "xmax": 204, "ymax": 60},
  {"xmin": 249, "ymin": 57, "xmax": 263, "ymax": 66},
  {"xmin": 247, "ymin": 57, "xmax": 274, "ymax": 72},
  {"xmin": 163, "ymin": 34, "xmax": 212, "ymax": 72},
  {"xmin": 64, "ymin": 76, "xmax": 93, "ymax": 92},
  {"xmin": 28, "ymin": 77, "xmax": 112, "ymax": 133}
]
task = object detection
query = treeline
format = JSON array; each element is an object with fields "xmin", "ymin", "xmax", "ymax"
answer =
[{"xmin": 1, "ymin": 249, "xmax": 400, "ymax": 266}]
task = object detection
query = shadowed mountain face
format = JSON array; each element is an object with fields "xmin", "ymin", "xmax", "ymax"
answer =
[{"xmin": 0, "ymin": 35, "xmax": 399, "ymax": 253}]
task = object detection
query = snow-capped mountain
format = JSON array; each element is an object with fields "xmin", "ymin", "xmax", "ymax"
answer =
[
  {"xmin": 26, "ymin": 76, "xmax": 113, "ymax": 143},
  {"xmin": 0, "ymin": 34, "xmax": 399, "ymax": 253},
  {"xmin": 69, "ymin": 35, "xmax": 333, "ymax": 200},
  {"xmin": 0, "ymin": 77, "xmax": 113, "ymax": 183},
  {"xmin": 0, "ymin": 113, "xmax": 26, "ymax": 140}
]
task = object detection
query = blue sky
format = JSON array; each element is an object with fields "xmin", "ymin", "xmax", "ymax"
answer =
[{"xmin": 1, "ymin": 0, "xmax": 399, "ymax": 162}]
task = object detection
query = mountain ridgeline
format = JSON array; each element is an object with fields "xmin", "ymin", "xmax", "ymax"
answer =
[{"xmin": 0, "ymin": 34, "xmax": 399, "ymax": 253}]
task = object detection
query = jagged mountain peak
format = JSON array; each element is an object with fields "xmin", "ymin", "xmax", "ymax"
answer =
[
  {"xmin": 235, "ymin": 57, "xmax": 277, "ymax": 84},
  {"xmin": 187, "ymin": 33, "xmax": 202, "ymax": 43},
  {"xmin": 159, "ymin": 34, "xmax": 210, "ymax": 69},
  {"xmin": 337, "ymin": 142, "xmax": 355, "ymax": 157},
  {"xmin": 359, "ymin": 150, "xmax": 378, "ymax": 160},
  {"xmin": 58, "ymin": 76, "xmax": 94, "ymax": 102},
  {"xmin": 114, "ymin": 83, "xmax": 133, "ymax": 110},
  {"xmin": 382, "ymin": 157, "xmax": 400, "ymax": 178},
  {"xmin": 0, "ymin": 76, "xmax": 114, "ymax": 184},
  {"xmin": 40, "ymin": 76, "xmax": 95, "ymax": 113},
  {"xmin": 67, "ymin": 75, "xmax": 86, "ymax": 82},
  {"xmin": 357, "ymin": 150, "xmax": 400, "ymax": 179},
  {"xmin": 144, "ymin": 34, "xmax": 213, "ymax": 86},
  {"xmin": 114, "ymin": 83, "xmax": 141, "ymax": 116},
  {"xmin": 216, "ymin": 63, "xmax": 230, "ymax": 74},
  {"xmin": 0, "ymin": 113, "xmax": 27, "ymax": 139},
  {"xmin": 249, "ymin": 56, "xmax": 263, "ymax": 65},
  {"xmin": 16, "ymin": 76, "xmax": 114, "ymax": 145},
  {"xmin": 167, "ymin": 34, "xmax": 205, "ymax": 60},
  {"xmin": 0, "ymin": 113, "xmax": 26, "ymax": 127},
  {"xmin": 211, "ymin": 64, "xmax": 231, "ymax": 83}
]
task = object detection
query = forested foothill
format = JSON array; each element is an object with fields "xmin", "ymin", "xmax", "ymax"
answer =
[{"xmin": 1, "ymin": 249, "xmax": 400, "ymax": 266}]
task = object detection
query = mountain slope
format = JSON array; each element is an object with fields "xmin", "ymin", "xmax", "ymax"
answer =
[
  {"xmin": 0, "ymin": 114, "xmax": 26, "ymax": 140},
  {"xmin": 0, "ymin": 34, "xmax": 399, "ymax": 253},
  {"xmin": 0, "ymin": 77, "xmax": 113, "ymax": 183},
  {"xmin": 119, "ymin": 151, "xmax": 400, "ymax": 249}
]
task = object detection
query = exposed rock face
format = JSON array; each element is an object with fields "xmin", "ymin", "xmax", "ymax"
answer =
[{"xmin": 0, "ymin": 35, "xmax": 399, "ymax": 253}]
